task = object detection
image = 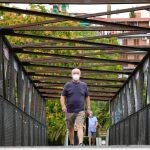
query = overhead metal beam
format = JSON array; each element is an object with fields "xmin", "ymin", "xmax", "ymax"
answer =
[
  {"xmin": 33, "ymin": 82, "xmax": 122, "ymax": 88},
  {"xmin": 42, "ymin": 94, "xmax": 111, "ymax": 100},
  {"xmin": 22, "ymin": 62, "xmax": 132, "ymax": 75},
  {"xmin": 36, "ymin": 86, "xmax": 118, "ymax": 93},
  {"xmin": 0, "ymin": 0, "xmax": 149, "ymax": 4},
  {"xmin": 12, "ymin": 42, "xmax": 147, "ymax": 52},
  {"xmin": 38, "ymin": 88, "xmax": 117, "ymax": 94},
  {"xmin": 13, "ymin": 46, "xmax": 137, "ymax": 51},
  {"xmin": 14, "ymin": 46, "xmax": 109, "ymax": 50},
  {"xmin": 77, "ymin": 31, "xmax": 148, "ymax": 41},
  {"xmin": 28, "ymin": 72, "xmax": 126, "ymax": 83},
  {"xmin": 32, "ymin": 80, "xmax": 122, "ymax": 88},
  {"xmin": 43, "ymin": 96, "xmax": 110, "ymax": 101},
  {"xmin": 21, "ymin": 58, "xmax": 126, "ymax": 66},
  {"xmin": 1, "ymin": 6, "xmax": 150, "ymax": 32},
  {"xmin": 7, "ymin": 5, "xmax": 150, "ymax": 30},
  {"xmin": 41, "ymin": 93, "xmax": 113, "ymax": 99},
  {"xmin": 15, "ymin": 50, "xmax": 139, "ymax": 65},
  {"xmin": 13, "ymin": 26, "xmax": 141, "ymax": 31},
  {"xmin": 40, "ymin": 91, "xmax": 114, "ymax": 97},
  {"xmin": 7, "ymin": 32, "xmax": 149, "ymax": 52},
  {"xmin": 33, "ymin": 79, "xmax": 122, "ymax": 87}
]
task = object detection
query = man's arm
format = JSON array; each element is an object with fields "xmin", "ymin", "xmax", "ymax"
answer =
[
  {"xmin": 95, "ymin": 117, "xmax": 98, "ymax": 128},
  {"xmin": 96, "ymin": 120, "xmax": 98, "ymax": 127},
  {"xmin": 85, "ymin": 96, "xmax": 91, "ymax": 114},
  {"xmin": 60, "ymin": 95, "xmax": 67, "ymax": 112}
]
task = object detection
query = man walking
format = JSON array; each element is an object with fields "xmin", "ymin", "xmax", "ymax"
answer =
[
  {"xmin": 60, "ymin": 68, "xmax": 91, "ymax": 146},
  {"xmin": 88, "ymin": 111, "xmax": 98, "ymax": 146}
]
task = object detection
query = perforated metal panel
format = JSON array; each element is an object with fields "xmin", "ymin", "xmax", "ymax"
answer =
[
  {"xmin": 4, "ymin": 101, "xmax": 14, "ymax": 146},
  {"xmin": 148, "ymin": 107, "xmax": 150, "ymax": 144},
  {"xmin": 130, "ymin": 114, "xmax": 138, "ymax": 144},
  {"xmin": 112, "ymin": 125, "xmax": 115, "ymax": 144},
  {"xmin": 109, "ymin": 127, "xmax": 113, "ymax": 145},
  {"xmin": 115, "ymin": 124, "xmax": 120, "ymax": 144},
  {"xmin": 29, "ymin": 120, "xmax": 33, "ymax": 146},
  {"xmin": 0, "ymin": 98, "xmax": 3, "ymax": 146},
  {"xmin": 23, "ymin": 115, "xmax": 29, "ymax": 146},
  {"xmin": 119, "ymin": 121, "xmax": 124, "ymax": 145},
  {"xmin": 34, "ymin": 122, "xmax": 38, "ymax": 146},
  {"xmin": 15, "ymin": 110, "xmax": 22, "ymax": 146},
  {"xmin": 124, "ymin": 119, "xmax": 130, "ymax": 145},
  {"xmin": 138, "ymin": 109, "xmax": 147, "ymax": 144},
  {"xmin": 38, "ymin": 125, "xmax": 42, "ymax": 145}
]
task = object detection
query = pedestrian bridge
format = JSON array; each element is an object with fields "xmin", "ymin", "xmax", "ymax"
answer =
[{"xmin": 0, "ymin": 0, "xmax": 150, "ymax": 146}]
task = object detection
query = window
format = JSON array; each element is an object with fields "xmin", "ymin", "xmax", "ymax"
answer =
[{"xmin": 134, "ymin": 39, "xmax": 139, "ymax": 46}]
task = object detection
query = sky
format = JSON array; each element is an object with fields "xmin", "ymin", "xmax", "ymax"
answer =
[{"xmin": 10, "ymin": 4, "xmax": 150, "ymax": 18}]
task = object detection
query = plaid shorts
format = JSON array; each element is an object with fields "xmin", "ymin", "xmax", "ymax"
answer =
[{"xmin": 65, "ymin": 111, "xmax": 85, "ymax": 129}]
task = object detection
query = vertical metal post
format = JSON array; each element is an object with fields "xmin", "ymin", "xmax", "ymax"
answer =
[
  {"xmin": 133, "ymin": 76, "xmax": 139, "ymax": 111},
  {"xmin": 0, "ymin": 33, "xmax": 4, "ymax": 146},
  {"xmin": 126, "ymin": 84, "xmax": 131, "ymax": 115},
  {"xmin": 0, "ymin": 33, "xmax": 3, "ymax": 97},
  {"xmin": 129, "ymin": 80, "xmax": 135, "ymax": 114},
  {"xmin": 147, "ymin": 57, "xmax": 150, "ymax": 104},
  {"xmin": 18, "ymin": 66, "xmax": 23, "ymax": 109}
]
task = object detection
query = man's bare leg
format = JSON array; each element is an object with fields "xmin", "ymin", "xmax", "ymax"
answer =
[
  {"xmin": 68, "ymin": 127, "xmax": 74, "ymax": 145},
  {"xmin": 89, "ymin": 136, "xmax": 92, "ymax": 145},
  {"xmin": 77, "ymin": 125, "xmax": 84, "ymax": 144}
]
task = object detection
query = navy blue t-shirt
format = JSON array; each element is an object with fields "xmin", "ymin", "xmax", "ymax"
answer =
[{"xmin": 61, "ymin": 81, "xmax": 89, "ymax": 113}]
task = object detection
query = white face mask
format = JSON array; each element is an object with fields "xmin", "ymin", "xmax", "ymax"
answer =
[{"xmin": 72, "ymin": 74, "xmax": 80, "ymax": 81}]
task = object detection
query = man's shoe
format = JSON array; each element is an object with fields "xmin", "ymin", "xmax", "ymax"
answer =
[{"xmin": 78, "ymin": 143, "xmax": 84, "ymax": 146}]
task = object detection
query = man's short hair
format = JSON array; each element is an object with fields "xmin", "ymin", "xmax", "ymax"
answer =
[{"xmin": 71, "ymin": 68, "xmax": 81, "ymax": 75}]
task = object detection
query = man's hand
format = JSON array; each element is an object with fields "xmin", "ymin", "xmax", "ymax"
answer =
[
  {"xmin": 86, "ymin": 109, "xmax": 91, "ymax": 115},
  {"xmin": 62, "ymin": 106, "xmax": 67, "ymax": 113}
]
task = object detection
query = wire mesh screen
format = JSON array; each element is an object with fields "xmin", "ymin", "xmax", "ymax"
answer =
[
  {"xmin": 119, "ymin": 121, "xmax": 124, "ymax": 145},
  {"xmin": 112, "ymin": 125, "xmax": 116, "ymax": 144},
  {"xmin": 29, "ymin": 120, "xmax": 33, "ymax": 146},
  {"xmin": 38, "ymin": 125, "xmax": 42, "ymax": 146},
  {"xmin": 15, "ymin": 110, "xmax": 22, "ymax": 146},
  {"xmin": 109, "ymin": 105, "xmax": 150, "ymax": 145},
  {"xmin": 138, "ymin": 109, "xmax": 147, "ymax": 144},
  {"xmin": 115, "ymin": 124, "xmax": 120, "ymax": 144},
  {"xmin": 3, "ymin": 101, "xmax": 14, "ymax": 146},
  {"xmin": 124, "ymin": 119, "xmax": 130, "ymax": 145},
  {"xmin": 34, "ymin": 123, "xmax": 38, "ymax": 146},
  {"xmin": 148, "ymin": 107, "xmax": 150, "ymax": 144},
  {"xmin": 0, "ymin": 97, "xmax": 47, "ymax": 146},
  {"xmin": 42, "ymin": 128, "xmax": 45, "ymax": 145},
  {"xmin": 23, "ymin": 115, "xmax": 29, "ymax": 146},
  {"xmin": 130, "ymin": 113, "xmax": 138, "ymax": 144},
  {"xmin": 0, "ymin": 97, "xmax": 3, "ymax": 145}
]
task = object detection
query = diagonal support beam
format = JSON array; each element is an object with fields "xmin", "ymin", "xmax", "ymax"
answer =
[
  {"xmin": 0, "ymin": 6, "xmax": 150, "ymax": 32},
  {"xmin": 22, "ymin": 62, "xmax": 132, "ymax": 75},
  {"xmin": 27, "ymin": 72, "xmax": 126, "ymax": 83},
  {"xmin": 6, "ymin": 5, "xmax": 150, "ymax": 30},
  {"xmin": 7, "ymin": 32, "xmax": 150, "ymax": 52},
  {"xmin": 15, "ymin": 50, "xmax": 139, "ymax": 65},
  {"xmin": 13, "ymin": 26, "xmax": 144, "ymax": 31}
]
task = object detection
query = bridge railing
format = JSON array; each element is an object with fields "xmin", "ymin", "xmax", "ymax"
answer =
[
  {"xmin": 109, "ymin": 52, "xmax": 150, "ymax": 145},
  {"xmin": 0, "ymin": 32, "xmax": 47, "ymax": 146}
]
